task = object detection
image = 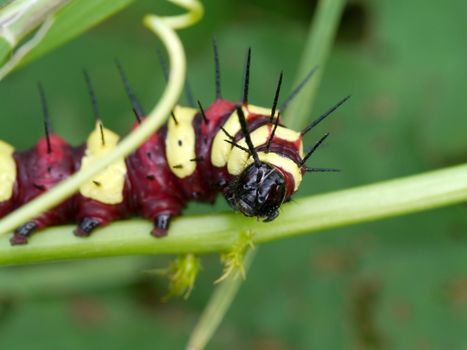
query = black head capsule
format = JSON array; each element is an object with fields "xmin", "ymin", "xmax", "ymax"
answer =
[{"xmin": 226, "ymin": 163, "xmax": 287, "ymax": 222}]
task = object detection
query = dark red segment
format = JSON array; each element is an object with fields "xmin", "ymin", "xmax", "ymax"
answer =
[
  {"xmin": 195, "ymin": 99, "xmax": 237, "ymax": 188},
  {"xmin": 0, "ymin": 198, "xmax": 16, "ymax": 220},
  {"xmin": 15, "ymin": 135, "xmax": 76, "ymax": 227},
  {"xmin": 11, "ymin": 135, "xmax": 76, "ymax": 244},
  {"xmin": 0, "ymin": 174, "xmax": 18, "ymax": 219},
  {"xmin": 126, "ymin": 121, "xmax": 186, "ymax": 229}
]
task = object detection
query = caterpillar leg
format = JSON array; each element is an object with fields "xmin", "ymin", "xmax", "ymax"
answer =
[
  {"xmin": 10, "ymin": 221, "xmax": 38, "ymax": 245},
  {"xmin": 73, "ymin": 192, "xmax": 131, "ymax": 238},
  {"xmin": 151, "ymin": 213, "xmax": 172, "ymax": 238},
  {"xmin": 74, "ymin": 217, "xmax": 102, "ymax": 237}
]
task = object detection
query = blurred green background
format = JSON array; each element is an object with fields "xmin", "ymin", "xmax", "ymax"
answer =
[{"xmin": 1, "ymin": 0, "xmax": 467, "ymax": 349}]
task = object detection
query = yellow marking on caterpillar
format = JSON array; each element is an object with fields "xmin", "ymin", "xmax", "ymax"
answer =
[
  {"xmin": 79, "ymin": 122, "xmax": 127, "ymax": 204},
  {"xmin": 166, "ymin": 105, "xmax": 198, "ymax": 178},
  {"xmin": 226, "ymin": 125, "xmax": 303, "ymax": 186},
  {"xmin": 211, "ymin": 104, "xmax": 279, "ymax": 167},
  {"xmin": 247, "ymin": 105, "xmax": 274, "ymax": 116},
  {"xmin": 227, "ymin": 126, "xmax": 286, "ymax": 172},
  {"xmin": 272, "ymin": 126, "xmax": 304, "ymax": 158},
  {"xmin": 0, "ymin": 140, "xmax": 16, "ymax": 202},
  {"xmin": 229, "ymin": 152, "xmax": 302, "ymax": 191}
]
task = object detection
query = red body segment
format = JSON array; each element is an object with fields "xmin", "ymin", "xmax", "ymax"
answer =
[
  {"xmin": 171, "ymin": 99, "xmax": 238, "ymax": 199},
  {"xmin": 0, "ymin": 182, "xmax": 17, "ymax": 218},
  {"xmin": 126, "ymin": 124, "xmax": 186, "ymax": 226},
  {"xmin": 10, "ymin": 135, "xmax": 76, "ymax": 244}
]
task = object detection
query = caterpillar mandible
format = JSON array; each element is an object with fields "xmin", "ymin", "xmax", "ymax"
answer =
[{"xmin": 0, "ymin": 42, "xmax": 349, "ymax": 246}]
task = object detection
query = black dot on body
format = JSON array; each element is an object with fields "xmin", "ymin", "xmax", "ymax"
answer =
[{"xmin": 178, "ymin": 140, "xmax": 183, "ymax": 146}]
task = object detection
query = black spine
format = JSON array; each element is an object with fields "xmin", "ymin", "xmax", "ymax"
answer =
[
  {"xmin": 236, "ymin": 105, "xmax": 260, "ymax": 165},
  {"xmin": 213, "ymin": 38, "xmax": 222, "ymax": 100},
  {"xmin": 83, "ymin": 69, "xmax": 105, "ymax": 146},
  {"xmin": 300, "ymin": 132, "xmax": 330, "ymax": 166},
  {"xmin": 270, "ymin": 71, "xmax": 283, "ymax": 121},
  {"xmin": 115, "ymin": 59, "xmax": 144, "ymax": 123},
  {"xmin": 301, "ymin": 95, "xmax": 350, "ymax": 136},
  {"xmin": 241, "ymin": 48, "xmax": 251, "ymax": 105},
  {"xmin": 279, "ymin": 66, "xmax": 317, "ymax": 111},
  {"xmin": 37, "ymin": 82, "xmax": 52, "ymax": 154}
]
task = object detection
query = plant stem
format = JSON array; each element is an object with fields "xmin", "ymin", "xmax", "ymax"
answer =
[
  {"xmin": 284, "ymin": 0, "xmax": 346, "ymax": 129},
  {"xmin": 186, "ymin": 249, "xmax": 256, "ymax": 350},
  {"xmin": 1, "ymin": 163, "xmax": 466, "ymax": 266}
]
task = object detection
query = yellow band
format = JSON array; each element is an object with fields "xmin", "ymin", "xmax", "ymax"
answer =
[
  {"xmin": 79, "ymin": 123, "xmax": 127, "ymax": 204},
  {"xmin": 0, "ymin": 140, "xmax": 16, "ymax": 202},
  {"xmin": 166, "ymin": 105, "xmax": 198, "ymax": 178}
]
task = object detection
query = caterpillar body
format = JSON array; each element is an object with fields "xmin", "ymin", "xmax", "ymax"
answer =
[{"xmin": 0, "ymin": 45, "xmax": 349, "ymax": 246}]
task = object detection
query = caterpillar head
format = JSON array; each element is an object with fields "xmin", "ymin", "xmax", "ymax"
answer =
[
  {"xmin": 221, "ymin": 103, "xmax": 293, "ymax": 222},
  {"xmin": 226, "ymin": 162, "xmax": 287, "ymax": 222}
]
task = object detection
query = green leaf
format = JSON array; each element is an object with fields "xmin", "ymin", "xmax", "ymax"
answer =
[
  {"xmin": 0, "ymin": 0, "xmax": 68, "ymax": 67},
  {"xmin": 19, "ymin": 0, "xmax": 136, "ymax": 67}
]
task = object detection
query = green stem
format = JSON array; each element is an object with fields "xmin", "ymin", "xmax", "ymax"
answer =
[
  {"xmin": 186, "ymin": 249, "xmax": 256, "ymax": 350},
  {"xmin": 284, "ymin": 0, "xmax": 346, "ymax": 129},
  {"xmin": 187, "ymin": 2, "xmax": 345, "ymax": 348},
  {"xmin": 1, "ymin": 163, "xmax": 466, "ymax": 266}
]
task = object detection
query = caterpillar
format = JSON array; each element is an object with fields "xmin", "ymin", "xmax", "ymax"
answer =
[{"xmin": 0, "ymin": 43, "xmax": 349, "ymax": 246}]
